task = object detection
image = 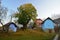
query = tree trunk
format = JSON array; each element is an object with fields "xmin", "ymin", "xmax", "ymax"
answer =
[{"xmin": 21, "ymin": 24, "xmax": 27, "ymax": 30}]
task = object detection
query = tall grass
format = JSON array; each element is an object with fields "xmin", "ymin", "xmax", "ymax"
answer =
[{"xmin": 0, "ymin": 29, "xmax": 55, "ymax": 40}]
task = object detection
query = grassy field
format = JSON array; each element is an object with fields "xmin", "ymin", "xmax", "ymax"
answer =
[{"xmin": 0, "ymin": 29, "xmax": 55, "ymax": 40}]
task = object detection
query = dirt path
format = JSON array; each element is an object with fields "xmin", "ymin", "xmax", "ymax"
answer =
[
  {"xmin": 53, "ymin": 34, "xmax": 59, "ymax": 40},
  {"xmin": 58, "ymin": 34, "xmax": 60, "ymax": 40}
]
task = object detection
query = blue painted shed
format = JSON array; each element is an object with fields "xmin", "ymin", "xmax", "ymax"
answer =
[
  {"xmin": 42, "ymin": 17, "xmax": 55, "ymax": 31},
  {"xmin": 3, "ymin": 22, "xmax": 18, "ymax": 32}
]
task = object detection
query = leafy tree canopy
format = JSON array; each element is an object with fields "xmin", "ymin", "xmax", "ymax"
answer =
[{"xmin": 14, "ymin": 3, "xmax": 37, "ymax": 29}]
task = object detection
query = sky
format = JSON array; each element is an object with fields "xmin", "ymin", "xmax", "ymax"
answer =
[{"xmin": 1, "ymin": 0, "xmax": 60, "ymax": 23}]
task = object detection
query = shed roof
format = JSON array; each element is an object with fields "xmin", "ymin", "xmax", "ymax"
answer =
[
  {"xmin": 3, "ymin": 22, "xmax": 18, "ymax": 27},
  {"xmin": 42, "ymin": 17, "xmax": 55, "ymax": 24}
]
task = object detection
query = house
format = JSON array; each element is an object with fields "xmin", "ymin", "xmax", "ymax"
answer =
[
  {"xmin": 42, "ymin": 17, "xmax": 55, "ymax": 33},
  {"xmin": 54, "ymin": 18, "xmax": 60, "ymax": 33},
  {"xmin": 35, "ymin": 19, "xmax": 43, "ymax": 27},
  {"xmin": 54, "ymin": 18, "xmax": 60, "ymax": 26},
  {"xmin": 3, "ymin": 22, "xmax": 18, "ymax": 32}
]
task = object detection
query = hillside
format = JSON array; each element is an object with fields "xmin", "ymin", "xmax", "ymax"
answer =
[{"xmin": 0, "ymin": 29, "xmax": 55, "ymax": 40}]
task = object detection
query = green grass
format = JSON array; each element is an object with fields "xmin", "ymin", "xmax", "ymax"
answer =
[{"xmin": 0, "ymin": 29, "xmax": 55, "ymax": 40}]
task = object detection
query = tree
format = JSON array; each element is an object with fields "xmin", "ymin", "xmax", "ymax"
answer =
[
  {"xmin": 14, "ymin": 3, "xmax": 37, "ymax": 30},
  {"xmin": 0, "ymin": 0, "xmax": 8, "ymax": 31},
  {"xmin": 0, "ymin": 0, "xmax": 8, "ymax": 25}
]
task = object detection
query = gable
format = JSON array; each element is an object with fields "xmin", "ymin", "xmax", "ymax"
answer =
[
  {"xmin": 42, "ymin": 19, "xmax": 54, "ymax": 29},
  {"xmin": 9, "ymin": 24, "xmax": 17, "ymax": 32},
  {"xmin": 44, "ymin": 19, "xmax": 54, "ymax": 25}
]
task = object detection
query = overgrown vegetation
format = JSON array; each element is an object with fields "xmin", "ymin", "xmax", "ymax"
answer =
[{"xmin": 0, "ymin": 29, "xmax": 55, "ymax": 40}]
